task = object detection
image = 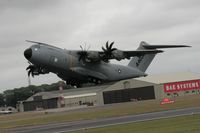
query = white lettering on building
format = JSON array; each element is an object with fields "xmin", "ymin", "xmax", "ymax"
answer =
[{"xmin": 164, "ymin": 80, "xmax": 200, "ymax": 92}]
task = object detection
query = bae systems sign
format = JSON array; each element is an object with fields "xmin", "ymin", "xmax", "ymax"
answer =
[{"xmin": 164, "ymin": 80, "xmax": 200, "ymax": 93}]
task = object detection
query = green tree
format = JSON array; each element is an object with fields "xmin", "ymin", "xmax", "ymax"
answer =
[
  {"xmin": 0, "ymin": 93, "xmax": 5, "ymax": 107},
  {"xmin": 2, "ymin": 81, "xmax": 73, "ymax": 107}
]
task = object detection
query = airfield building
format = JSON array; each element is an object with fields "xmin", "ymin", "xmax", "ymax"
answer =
[{"xmin": 20, "ymin": 72, "xmax": 200, "ymax": 112}]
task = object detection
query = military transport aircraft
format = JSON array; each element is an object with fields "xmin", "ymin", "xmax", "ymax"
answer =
[{"xmin": 24, "ymin": 41, "xmax": 190, "ymax": 87}]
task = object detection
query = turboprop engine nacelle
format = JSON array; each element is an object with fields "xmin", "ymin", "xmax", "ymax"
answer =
[
  {"xmin": 87, "ymin": 51, "xmax": 101, "ymax": 62},
  {"xmin": 112, "ymin": 50, "xmax": 125, "ymax": 61}
]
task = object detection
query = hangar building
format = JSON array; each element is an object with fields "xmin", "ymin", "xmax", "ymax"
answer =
[{"xmin": 20, "ymin": 72, "xmax": 200, "ymax": 111}]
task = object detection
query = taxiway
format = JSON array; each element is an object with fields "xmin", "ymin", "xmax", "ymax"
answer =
[{"xmin": 9, "ymin": 107, "xmax": 200, "ymax": 133}]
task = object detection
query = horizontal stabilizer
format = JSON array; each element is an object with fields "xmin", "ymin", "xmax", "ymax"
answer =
[{"xmin": 141, "ymin": 41, "xmax": 191, "ymax": 49}]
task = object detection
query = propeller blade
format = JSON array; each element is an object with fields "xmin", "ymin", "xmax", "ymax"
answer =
[
  {"xmin": 26, "ymin": 66, "xmax": 31, "ymax": 70},
  {"xmin": 106, "ymin": 41, "xmax": 109, "ymax": 49},
  {"xmin": 80, "ymin": 45, "xmax": 83, "ymax": 51},
  {"xmin": 31, "ymin": 71, "xmax": 34, "ymax": 77},
  {"xmin": 102, "ymin": 46, "xmax": 107, "ymax": 52},
  {"xmin": 26, "ymin": 66, "xmax": 30, "ymax": 70},
  {"xmin": 109, "ymin": 41, "xmax": 114, "ymax": 49},
  {"xmin": 84, "ymin": 43, "xmax": 86, "ymax": 51},
  {"xmin": 28, "ymin": 70, "xmax": 32, "ymax": 77},
  {"xmin": 26, "ymin": 64, "xmax": 36, "ymax": 77},
  {"xmin": 26, "ymin": 65, "xmax": 34, "ymax": 70},
  {"xmin": 111, "ymin": 48, "xmax": 117, "ymax": 52}
]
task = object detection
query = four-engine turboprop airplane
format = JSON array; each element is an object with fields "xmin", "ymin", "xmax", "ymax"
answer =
[{"xmin": 24, "ymin": 41, "xmax": 190, "ymax": 87}]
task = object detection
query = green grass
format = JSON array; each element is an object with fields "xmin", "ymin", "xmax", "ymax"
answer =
[
  {"xmin": 72, "ymin": 115, "xmax": 200, "ymax": 133},
  {"xmin": 1, "ymin": 95, "xmax": 200, "ymax": 128}
]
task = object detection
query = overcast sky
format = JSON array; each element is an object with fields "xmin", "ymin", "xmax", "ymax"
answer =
[{"xmin": 0, "ymin": 0, "xmax": 200, "ymax": 92}]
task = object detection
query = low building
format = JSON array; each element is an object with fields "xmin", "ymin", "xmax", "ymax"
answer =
[
  {"xmin": 22, "ymin": 85, "xmax": 110, "ymax": 111},
  {"xmin": 20, "ymin": 72, "xmax": 200, "ymax": 111}
]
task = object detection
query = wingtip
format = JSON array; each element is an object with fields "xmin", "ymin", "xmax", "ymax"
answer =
[{"xmin": 178, "ymin": 45, "xmax": 192, "ymax": 48}]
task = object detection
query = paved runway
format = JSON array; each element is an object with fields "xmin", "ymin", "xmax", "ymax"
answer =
[{"xmin": 9, "ymin": 107, "xmax": 200, "ymax": 133}]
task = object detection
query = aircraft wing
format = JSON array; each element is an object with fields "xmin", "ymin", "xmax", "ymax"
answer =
[
  {"xmin": 77, "ymin": 49, "xmax": 163, "ymax": 63},
  {"xmin": 98, "ymin": 49, "xmax": 164, "ymax": 62},
  {"xmin": 117, "ymin": 49, "xmax": 163, "ymax": 57}
]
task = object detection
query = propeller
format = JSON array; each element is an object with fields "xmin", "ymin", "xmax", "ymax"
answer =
[
  {"xmin": 101, "ymin": 41, "xmax": 117, "ymax": 61},
  {"xmin": 77, "ymin": 43, "xmax": 90, "ymax": 62},
  {"xmin": 26, "ymin": 64, "xmax": 36, "ymax": 77},
  {"xmin": 26, "ymin": 62, "xmax": 41, "ymax": 77}
]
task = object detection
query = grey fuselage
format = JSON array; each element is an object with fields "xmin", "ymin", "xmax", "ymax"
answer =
[{"xmin": 25, "ymin": 44, "xmax": 146, "ymax": 85}]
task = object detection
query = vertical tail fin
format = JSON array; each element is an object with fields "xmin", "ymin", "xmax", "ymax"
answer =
[
  {"xmin": 128, "ymin": 42, "xmax": 156, "ymax": 72},
  {"xmin": 128, "ymin": 41, "xmax": 190, "ymax": 72}
]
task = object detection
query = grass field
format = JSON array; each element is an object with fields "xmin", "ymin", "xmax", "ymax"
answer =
[
  {"xmin": 1, "ymin": 95, "xmax": 200, "ymax": 128},
  {"xmin": 72, "ymin": 114, "xmax": 200, "ymax": 133}
]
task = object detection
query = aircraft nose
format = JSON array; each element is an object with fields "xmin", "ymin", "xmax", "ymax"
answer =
[{"xmin": 24, "ymin": 48, "xmax": 32, "ymax": 59}]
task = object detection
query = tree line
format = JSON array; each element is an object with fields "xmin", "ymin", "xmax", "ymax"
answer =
[{"xmin": 0, "ymin": 82, "xmax": 72, "ymax": 107}]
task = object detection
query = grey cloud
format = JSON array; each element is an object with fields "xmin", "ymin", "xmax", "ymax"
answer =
[
  {"xmin": 91, "ymin": 1, "xmax": 200, "ymax": 42},
  {"xmin": 158, "ymin": 0, "xmax": 200, "ymax": 10},
  {"xmin": 0, "ymin": 0, "xmax": 60, "ymax": 12}
]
